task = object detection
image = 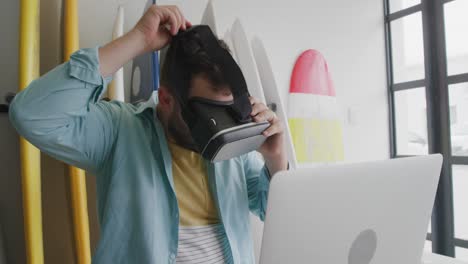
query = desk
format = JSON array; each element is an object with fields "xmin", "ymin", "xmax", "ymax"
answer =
[{"xmin": 423, "ymin": 252, "xmax": 468, "ymax": 264}]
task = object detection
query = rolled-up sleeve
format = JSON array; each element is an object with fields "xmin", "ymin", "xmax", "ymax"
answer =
[
  {"xmin": 9, "ymin": 47, "xmax": 121, "ymax": 174},
  {"xmin": 243, "ymin": 152, "xmax": 271, "ymax": 221}
]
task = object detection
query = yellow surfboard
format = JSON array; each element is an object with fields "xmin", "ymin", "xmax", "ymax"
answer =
[
  {"xmin": 63, "ymin": 0, "xmax": 91, "ymax": 263},
  {"xmin": 19, "ymin": 1, "xmax": 44, "ymax": 264}
]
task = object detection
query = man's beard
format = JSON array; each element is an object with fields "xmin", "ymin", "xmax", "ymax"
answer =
[{"xmin": 167, "ymin": 109, "xmax": 199, "ymax": 152}]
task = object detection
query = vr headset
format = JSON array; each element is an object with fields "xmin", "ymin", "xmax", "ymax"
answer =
[{"xmin": 162, "ymin": 25, "xmax": 269, "ymax": 162}]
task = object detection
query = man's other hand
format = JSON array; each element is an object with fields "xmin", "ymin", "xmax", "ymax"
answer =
[{"xmin": 249, "ymin": 96, "xmax": 288, "ymax": 176}]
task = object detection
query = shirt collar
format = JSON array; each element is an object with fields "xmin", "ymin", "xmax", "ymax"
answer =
[{"xmin": 135, "ymin": 91, "xmax": 159, "ymax": 115}]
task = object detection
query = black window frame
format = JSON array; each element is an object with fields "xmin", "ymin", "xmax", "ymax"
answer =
[{"xmin": 384, "ymin": 0, "xmax": 468, "ymax": 257}]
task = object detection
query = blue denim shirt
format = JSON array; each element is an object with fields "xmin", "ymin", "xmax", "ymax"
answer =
[{"xmin": 9, "ymin": 47, "xmax": 271, "ymax": 264}]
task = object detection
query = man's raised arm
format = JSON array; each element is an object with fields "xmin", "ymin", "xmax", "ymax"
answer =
[{"xmin": 9, "ymin": 5, "xmax": 191, "ymax": 173}]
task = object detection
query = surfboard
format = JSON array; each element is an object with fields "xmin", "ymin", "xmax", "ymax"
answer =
[
  {"xmin": 251, "ymin": 37, "xmax": 297, "ymax": 169},
  {"xmin": 107, "ymin": 6, "xmax": 125, "ymax": 102},
  {"xmin": 130, "ymin": 0, "xmax": 159, "ymax": 103},
  {"xmin": 288, "ymin": 50, "xmax": 344, "ymax": 164},
  {"xmin": 63, "ymin": 0, "xmax": 92, "ymax": 263},
  {"xmin": 222, "ymin": 29, "xmax": 238, "ymax": 62},
  {"xmin": 223, "ymin": 26, "xmax": 288, "ymax": 263},
  {"xmin": 230, "ymin": 19, "xmax": 267, "ymax": 104},
  {"xmin": 19, "ymin": 0, "xmax": 44, "ymax": 263},
  {"xmin": 201, "ymin": 0, "xmax": 218, "ymax": 35}
]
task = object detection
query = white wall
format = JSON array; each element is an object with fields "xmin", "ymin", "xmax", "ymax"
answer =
[
  {"xmin": 78, "ymin": 0, "xmax": 389, "ymax": 162},
  {"xmin": 76, "ymin": 0, "xmax": 389, "ymax": 262},
  {"xmin": 207, "ymin": 0, "xmax": 389, "ymax": 163},
  {"xmin": 0, "ymin": 0, "xmax": 387, "ymax": 263}
]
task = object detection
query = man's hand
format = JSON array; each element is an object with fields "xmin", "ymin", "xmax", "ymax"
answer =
[
  {"xmin": 99, "ymin": 5, "xmax": 191, "ymax": 77},
  {"xmin": 250, "ymin": 97, "xmax": 288, "ymax": 177},
  {"xmin": 134, "ymin": 5, "xmax": 192, "ymax": 53}
]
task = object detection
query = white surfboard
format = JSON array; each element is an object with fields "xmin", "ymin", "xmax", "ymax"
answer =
[
  {"xmin": 201, "ymin": 0, "xmax": 218, "ymax": 35},
  {"xmin": 108, "ymin": 6, "xmax": 125, "ymax": 102},
  {"xmin": 222, "ymin": 29, "xmax": 239, "ymax": 62},
  {"xmin": 231, "ymin": 19, "xmax": 267, "ymax": 104},
  {"xmin": 251, "ymin": 37, "xmax": 297, "ymax": 169},
  {"xmin": 225, "ymin": 22, "xmax": 270, "ymax": 264}
]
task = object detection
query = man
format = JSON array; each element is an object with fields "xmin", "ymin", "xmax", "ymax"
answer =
[{"xmin": 9, "ymin": 5, "xmax": 287, "ymax": 264}]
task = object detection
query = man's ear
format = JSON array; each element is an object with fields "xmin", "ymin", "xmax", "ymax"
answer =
[{"xmin": 158, "ymin": 85, "xmax": 173, "ymax": 108}]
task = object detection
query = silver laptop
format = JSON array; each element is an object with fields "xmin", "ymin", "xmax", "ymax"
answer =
[{"xmin": 259, "ymin": 155, "xmax": 442, "ymax": 264}]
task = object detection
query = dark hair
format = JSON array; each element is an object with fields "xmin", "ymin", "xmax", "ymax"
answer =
[{"xmin": 160, "ymin": 33, "xmax": 232, "ymax": 101}]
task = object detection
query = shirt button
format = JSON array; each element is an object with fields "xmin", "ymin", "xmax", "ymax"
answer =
[
  {"xmin": 175, "ymin": 213, "xmax": 179, "ymax": 218},
  {"xmin": 169, "ymin": 253, "xmax": 176, "ymax": 261}
]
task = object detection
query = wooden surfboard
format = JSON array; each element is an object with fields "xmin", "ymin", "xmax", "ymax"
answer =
[
  {"xmin": 63, "ymin": 0, "xmax": 92, "ymax": 263},
  {"xmin": 18, "ymin": 0, "xmax": 44, "ymax": 263}
]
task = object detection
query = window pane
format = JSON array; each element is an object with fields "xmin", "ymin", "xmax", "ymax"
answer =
[
  {"xmin": 395, "ymin": 88, "xmax": 428, "ymax": 155},
  {"xmin": 456, "ymin": 247, "xmax": 468, "ymax": 262},
  {"xmin": 391, "ymin": 12, "xmax": 425, "ymax": 84},
  {"xmin": 389, "ymin": 0, "xmax": 420, "ymax": 14},
  {"xmin": 444, "ymin": 0, "xmax": 468, "ymax": 76},
  {"xmin": 453, "ymin": 165, "xmax": 468, "ymax": 240},
  {"xmin": 424, "ymin": 240, "xmax": 432, "ymax": 253},
  {"xmin": 449, "ymin": 83, "xmax": 468, "ymax": 156}
]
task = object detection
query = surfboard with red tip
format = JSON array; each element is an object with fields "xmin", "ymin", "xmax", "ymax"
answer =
[{"xmin": 288, "ymin": 50, "xmax": 344, "ymax": 163}]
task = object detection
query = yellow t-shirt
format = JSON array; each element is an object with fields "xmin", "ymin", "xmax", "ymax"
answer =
[
  {"xmin": 168, "ymin": 141, "xmax": 220, "ymax": 227},
  {"xmin": 167, "ymin": 142, "xmax": 233, "ymax": 263}
]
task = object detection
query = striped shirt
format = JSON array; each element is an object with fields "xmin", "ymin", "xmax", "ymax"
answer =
[{"xmin": 176, "ymin": 224, "xmax": 232, "ymax": 264}]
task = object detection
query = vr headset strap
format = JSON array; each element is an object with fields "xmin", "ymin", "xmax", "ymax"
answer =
[{"xmin": 168, "ymin": 25, "xmax": 252, "ymax": 123}]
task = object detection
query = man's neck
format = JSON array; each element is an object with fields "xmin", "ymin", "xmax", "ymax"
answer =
[{"xmin": 155, "ymin": 106, "xmax": 198, "ymax": 152}]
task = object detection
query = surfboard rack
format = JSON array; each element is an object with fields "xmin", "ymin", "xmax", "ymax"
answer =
[{"xmin": 0, "ymin": 93, "xmax": 15, "ymax": 113}]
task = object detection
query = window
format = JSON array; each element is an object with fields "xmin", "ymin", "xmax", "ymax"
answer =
[
  {"xmin": 444, "ymin": 0, "xmax": 468, "ymax": 76},
  {"xmin": 456, "ymin": 247, "xmax": 468, "ymax": 261},
  {"xmin": 390, "ymin": 12, "xmax": 425, "ymax": 83},
  {"xmin": 389, "ymin": 0, "xmax": 420, "ymax": 13},
  {"xmin": 394, "ymin": 88, "xmax": 428, "ymax": 155},
  {"xmin": 449, "ymin": 105, "xmax": 457, "ymax": 126},
  {"xmin": 453, "ymin": 166, "xmax": 468, "ymax": 241},
  {"xmin": 449, "ymin": 83, "xmax": 468, "ymax": 156},
  {"xmin": 385, "ymin": 0, "xmax": 468, "ymax": 258}
]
